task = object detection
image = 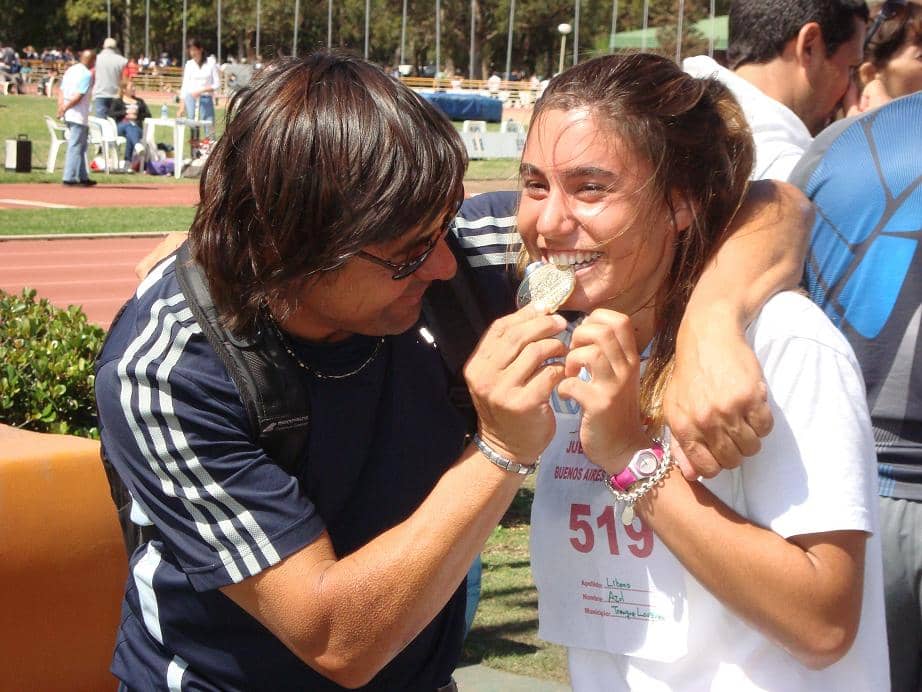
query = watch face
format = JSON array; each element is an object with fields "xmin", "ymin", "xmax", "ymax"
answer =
[{"xmin": 634, "ymin": 450, "xmax": 659, "ymax": 476}]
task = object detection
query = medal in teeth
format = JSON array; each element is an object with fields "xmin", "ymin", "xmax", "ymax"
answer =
[{"xmin": 516, "ymin": 261, "xmax": 576, "ymax": 313}]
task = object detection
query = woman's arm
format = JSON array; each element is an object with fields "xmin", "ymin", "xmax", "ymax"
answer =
[
  {"xmin": 636, "ymin": 472, "xmax": 866, "ymax": 669},
  {"xmin": 665, "ymin": 180, "xmax": 813, "ymax": 478}
]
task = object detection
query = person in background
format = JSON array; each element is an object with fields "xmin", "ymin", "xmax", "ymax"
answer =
[
  {"xmin": 58, "ymin": 49, "xmax": 97, "ymax": 187},
  {"xmin": 93, "ymin": 37, "xmax": 128, "ymax": 118},
  {"xmin": 177, "ymin": 38, "xmax": 220, "ymax": 138},
  {"xmin": 852, "ymin": 0, "xmax": 922, "ymax": 111},
  {"xmin": 790, "ymin": 75, "xmax": 922, "ymax": 692},
  {"xmin": 108, "ymin": 79, "xmax": 151, "ymax": 171},
  {"xmin": 684, "ymin": 0, "xmax": 868, "ymax": 181}
]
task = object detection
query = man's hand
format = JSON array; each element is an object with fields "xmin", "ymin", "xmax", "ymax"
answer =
[
  {"xmin": 664, "ymin": 305, "xmax": 773, "ymax": 479},
  {"xmin": 464, "ymin": 305, "xmax": 568, "ymax": 465},
  {"xmin": 663, "ymin": 180, "xmax": 810, "ymax": 479}
]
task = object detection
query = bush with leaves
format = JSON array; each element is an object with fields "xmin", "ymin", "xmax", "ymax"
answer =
[{"xmin": 0, "ymin": 289, "xmax": 105, "ymax": 438}]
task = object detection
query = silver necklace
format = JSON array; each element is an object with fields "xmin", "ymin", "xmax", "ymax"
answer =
[{"xmin": 267, "ymin": 314, "xmax": 385, "ymax": 380}]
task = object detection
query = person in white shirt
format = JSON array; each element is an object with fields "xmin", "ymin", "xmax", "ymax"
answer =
[
  {"xmin": 177, "ymin": 38, "xmax": 220, "ymax": 138},
  {"xmin": 683, "ymin": 0, "xmax": 868, "ymax": 181},
  {"xmin": 57, "ymin": 49, "xmax": 97, "ymax": 187},
  {"xmin": 492, "ymin": 52, "xmax": 888, "ymax": 691}
]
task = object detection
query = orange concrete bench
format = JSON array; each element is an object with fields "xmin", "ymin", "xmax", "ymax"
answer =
[{"xmin": 0, "ymin": 425, "xmax": 126, "ymax": 691}]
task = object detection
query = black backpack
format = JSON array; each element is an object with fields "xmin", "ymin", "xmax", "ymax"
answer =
[{"xmin": 101, "ymin": 237, "xmax": 496, "ymax": 555}]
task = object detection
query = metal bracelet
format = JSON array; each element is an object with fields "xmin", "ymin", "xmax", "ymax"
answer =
[
  {"xmin": 602, "ymin": 440, "xmax": 673, "ymax": 525},
  {"xmin": 472, "ymin": 433, "xmax": 539, "ymax": 476}
]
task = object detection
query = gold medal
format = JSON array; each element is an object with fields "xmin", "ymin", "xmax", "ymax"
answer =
[{"xmin": 516, "ymin": 262, "xmax": 575, "ymax": 313}]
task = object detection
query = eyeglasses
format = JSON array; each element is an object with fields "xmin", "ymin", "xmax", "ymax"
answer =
[
  {"xmin": 865, "ymin": 0, "xmax": 909, "ymax": 51},
  {"xmin": 355, "ymin": 204, "xmax": 461, "ymax": 280}
]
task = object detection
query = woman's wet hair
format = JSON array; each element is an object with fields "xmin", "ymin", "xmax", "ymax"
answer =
[
  {"xmin": 189, "ymin": 52, "xmax": 467, "ymax": 334},
  {"xmin": 531, "ymin": 52, "xmax": 754, "ymax": 425}
]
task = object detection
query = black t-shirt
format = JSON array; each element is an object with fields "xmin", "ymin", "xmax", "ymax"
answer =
[{"xmin": 96, "ymin": 256, "xmax": 467, "ymax": 690}]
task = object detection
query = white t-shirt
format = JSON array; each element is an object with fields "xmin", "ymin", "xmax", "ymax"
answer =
[
  {"xmin": 682, "ymin": 56, "xmax": 813, "ymax": 181},
  {"xmin": 180, "ymin": 57, "xmax": 221, "ymax": 99},
  {"xmin": 61, "ymin": 62, "xmax": 93, "ymax": 125},
  {"xmin": 530, "ymin": 292, "xmax": 889, "ymax": 691}
]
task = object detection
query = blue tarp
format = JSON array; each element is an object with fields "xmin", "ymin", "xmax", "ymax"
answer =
[{"xmin": 421, "ymin": 92, "xmax": 503, "ymax": 123}]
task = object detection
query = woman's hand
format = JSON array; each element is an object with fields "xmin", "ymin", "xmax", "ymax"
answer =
[
  {"xmin": 176, "ymin": 102, "xmax": 186, "ymax": 117},
  {"xmin": 556, "ymin": 309, "xmax": 650, "ymax": 475},
  {"xmin": 464, "ymin": 305, "xmax": 568, "ymax": 465}
]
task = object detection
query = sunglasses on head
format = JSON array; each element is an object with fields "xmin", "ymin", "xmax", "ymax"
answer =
[{"xmin": 865, "ymin": 0, "xmax": 910, "ymax": 51}]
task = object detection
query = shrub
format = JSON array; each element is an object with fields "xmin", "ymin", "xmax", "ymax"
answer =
[{"xmin": 0, "ymin": 289, "xmax": 105, "ymax": 438}]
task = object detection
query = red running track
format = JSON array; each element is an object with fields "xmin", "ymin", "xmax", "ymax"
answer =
[
  {"xmin": 0, "ymin": 236, "xmax": 166, "ymax": 329},
  {"xmin": 0, "ymin": 183, "xmax": 199, "ymax": 210}
]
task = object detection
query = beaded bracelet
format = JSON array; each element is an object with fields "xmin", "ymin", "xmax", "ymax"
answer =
[
  {"xmin": 602, "ymin": 440, "xmax": 673, "ymax": 525},
  {"xmin": 472, "ymin": 433, "xmax": 539, "ymax": 476}
]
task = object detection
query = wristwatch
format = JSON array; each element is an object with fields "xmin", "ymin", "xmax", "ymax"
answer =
[{"xmin": 609, "ymin": 442, "xmax": 664, "ymax": 492}]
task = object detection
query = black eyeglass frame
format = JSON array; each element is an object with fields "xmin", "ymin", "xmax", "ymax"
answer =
[
  {"xmin": 864, "ymin": 0, "xmax": 909, "ymax": 51},
  {"xmin": 355, "ymin": 205, "xmax": 461, "ymax": 280}
]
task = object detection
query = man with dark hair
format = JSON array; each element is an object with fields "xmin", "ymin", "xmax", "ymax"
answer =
[
  {"xmin": 97, "ymin": 52, "xmax": 812, "ymax": 691},
  {"xmin": 685, "ymin": 0, "xmax": 868, "ymax": 180}
]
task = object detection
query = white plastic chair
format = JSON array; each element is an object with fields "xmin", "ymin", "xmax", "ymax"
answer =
[
  {"xmin": 43, "ymin": 115, "xmax": 68, "ymax": 173},
  {"xmin": 88, "ymin": 116, "xmax": 126, "ymax": 174},
  {"xmin": 500, "ymin": 119, "xmax": 524, "ymax": 134}
]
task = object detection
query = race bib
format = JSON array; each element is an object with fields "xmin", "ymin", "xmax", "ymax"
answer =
[{"xmin": 530, "ymin": 414, "xmax": 689, "ymax": 662}]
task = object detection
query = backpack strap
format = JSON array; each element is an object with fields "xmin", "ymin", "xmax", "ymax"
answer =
[
  {"xmin": 421, "ymin": 231, "xmax": 492, "ymax": 434},
  {"xmin": 174, "ymin": 243, "xmax": 312, "ymax": 475}
]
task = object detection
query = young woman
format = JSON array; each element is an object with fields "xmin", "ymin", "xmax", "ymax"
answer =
[
  {"xmin": 177, "ymin": 38, "xmax": 220, "ymax": 138},
  {"xmin": 512, "ymin": 53, "xmax": 886, "ymax": 690},
  {"xmin": 107, "ymin": 79, "xmax": 151, "ymax": 170},
  {"xmin": 855, "ymin": 0, "xmax": 922, "ymax": 112}
]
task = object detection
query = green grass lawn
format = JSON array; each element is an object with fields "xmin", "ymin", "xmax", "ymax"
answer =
[
  {"xmin": 0, "ymin": 94, "xmax": 223, "ymax": 176},
  {"xmin": 0, "ymin": 206, "xmax": 195, "ymax": 235},
  {"xmin": 463, "ymin": 479, "xmax": 569, "ymax": 683}
]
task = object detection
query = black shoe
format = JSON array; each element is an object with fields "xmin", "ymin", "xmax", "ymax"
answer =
[
  {"xmin": 80, "ymin": 179, "xmax": 98, "ymax": 187},
  {"xmin": 62, "ymin": 180, "xmax": 80, "ymax": 186}
]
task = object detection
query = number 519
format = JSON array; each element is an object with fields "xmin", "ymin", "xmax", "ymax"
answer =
[{"xmin": 569, "ymin": 503, "xmax": 654, "ymax": 557}]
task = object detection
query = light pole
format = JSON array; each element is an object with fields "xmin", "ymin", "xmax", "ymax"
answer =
[
  {"xmin": 504, "ymin": 0, "xmax": 515, "ymax": 81},
  {"xmin": 364, "ymin": 0, "xmax": 370, "ymax": 59},
  {"xmin": 435, "ymin": 0, "xmax": 441, "ymax": 82},
  {"xmin": 401, "ymin": 0, "xmax": 408, "ymax": 66},
  {"xmin": 557, "ymin": 23, "xmax": 571, "ymax": 75},
  {"xmin": 107, "ymin": 0, "xmax": 112, "ymax": 38},
  {"xmin": 641, "ymin": 0, "xmax": 649, "ymax": 51},
  {"xmin": 256, "ymin": 0, "xmax": 261, "ymax": 61},
  {"xmin": 708, "ymin": 0, "xmax": 716, "ymax": 57},
  {"xmin": 675, "ymin": 0, "xmax": 684, "ymax": 63},
  {"xmin": 217, "ymin": 0, "xmax": 222, "ymax": 65},
  {"xmin": 145, "ymin": 0, "xmax": 150, "ymax": 61},
  {"xmin": 293, "ymin": 0, "xmax": 300, "ymax": 56},
  {"xmin": 573, "ymin": 0, "xmax": 579, "ymax": 67},
  {"xmin": 609, "ymin": 0, "xmax": 618, "ymax": 54},
  {"xmin": 328, "ymin": 0, "xmax": 333, "ymax": 49},
  {"xmin": 182, "ymin": 0, "xmax": 187, "ymax": 66},
  {"xmin": 469, "ymin": 0, "xmax": 475, "ymax": 79}
]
